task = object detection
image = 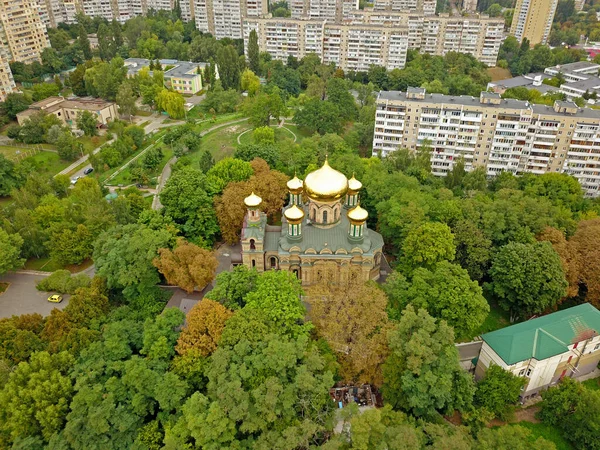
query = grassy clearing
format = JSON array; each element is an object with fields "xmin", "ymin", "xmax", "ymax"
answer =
[
  {"xmin": 508, "ymin": 422, "xmax": 573, "ymax": 450},
  {"xmin": 460, "ymin": 300, "xmax": 510, "ymax": 342},
  {"xmin": 238, "ymin": 126, "xmax": 298, "ymax": 146},
  {"xmin": 1, "ymin": 150, "xmax": 71, "ymax": 177},
  {"xmin": 282, "ymin": 124, "xmax": 313, "ymax": 142},
  {"xmin": 77, "ymin": 135, "xmax": 108, "ymax": 153},
  {"xmin": 194, "ymin": 122, "xmax": 251, "ymax": 162},
  {"xmin": 0, "ymin": 282, "xmax": 9, "ymax": 294},
  {"xmin": 193, "ymin": 113, "xmax": 245, "ymax": 134},
  {"xmin": 24, "ymin": 257, "xmax": 93, "ymax": 273},
  {"xmin": 582, "ymin": 377, "xmax": 600, "ymax": 391},
  {"xmin": 487, "ymin": 66, "xmax": 512, "ymax": 81},
  {"xmin": 135, "ymin": 110, "xmax": 153, "ymax": 117},
  {"xmin": 110, "ymin": 145, "xmax": 174, "ymax": 186}
]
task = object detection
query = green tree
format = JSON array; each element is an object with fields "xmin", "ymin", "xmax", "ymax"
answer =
[
  {"xmin": 1, "ymin": 93, "xmax": 32, "ymax": 119},
  {"xmin": 294, "ymin": 99, "xmax": 343, "ymax": 135},
  {"xmin": 382, "ymin": 305, "xmax": 474, "ymax": 419},
  {"xmin": 47, "ymin": 224, "xmax": 94, "ymax": 265},
  {"xmin": 166, "ymin": 333, "xmax": 334, "ymax": 449},
  {"xmin": 93, "ymin": 223, "xmax": 174, "ymax": 299},
  {"xmin": 252, "ymin": 126, "xmax": 274, "ymax": 145},
  {"xmin": 402, "ymin": 222, "xmax": 455, "ymax": 272},
  {"xmin": 56, "ymin": 131, "xmax": 83, "ymax": 161},
  {"xmin": 474, "ymin": 365, "xmax": 526, "ymax": 420},
  {"xmin": 453, "ymin": 220, "xmax": 492, "ymax": 281},
  {"xmin": 116, "ymin": 82, "xmax": 137, "ymax": 120},
  {"xmin": 159, "ymin": 166, "xmax": 219, "ymax": 242},
  {"xmin": 78, "ymin": 25, "xmax": 92, "ymax": 60},
  {"xmin": 0, "ymin": 352, "xmax": 74, "ymax": 445},
  {"xmin": 247, "ymin": 29, "xmax": 260, "ymax": 74},
  {"xmin": 76, "ymin": 110, "xmax": 98, "ymax": 136},
  {"xmin": 206, "ymin": 157, "xmax": 253, "ymax": 194},
  {"xmin": 156, "ymin": 89, "xmax": 185, "ymax": 119},
  {"xmin": 0, "ymin": 154, "xmax": 21, "ymax": 196},
  {"xmin": 31, "ymin": 83, "xmax": 60, "ymax": 102},
  {"xmin": 244, "ymin": 90, "xmax": 286, "ymax": 128},
  {"xmin": 216, "ymin": 45, "xmax": 241, "ymax": 90},
  {"xmin": 326, "ymin": 77, "xmax": 357, "ymax": 120},
  {"xmin": 477, "ymin": 425, "xmax": 557, "ymax": 450},
  {"xmin": 244, "ymin": 270, "xmax": 306, "ymax": 337},
  {"xmin": 539, "ymin": 378, "xmax": 600, "ymax": 450},
  {"xmin": 488, "ymin": 241, "xmax": 568, "ymax": 320},
  {"xmin": 0, "ymin": 229, "xmax": 25, "ymax": 275},
  {"xmin": 205, "ymin": 265, "xmax": 259, "ymax": 310},
  {"xmin": 388, "ymin": 262, "xmax": 489, "ymax": 340}
]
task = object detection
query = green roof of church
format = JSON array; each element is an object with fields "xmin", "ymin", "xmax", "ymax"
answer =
[{"xmin": 482, "ymin": 303, "xmax": 600, "ymax": 365}]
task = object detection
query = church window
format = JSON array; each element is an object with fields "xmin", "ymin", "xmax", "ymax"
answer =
[
  {"xmin": 250, "ymin": 239, "xmax": 256, "ymax": 250},
  {"xmin": 252, "ymin": 259, "xmax": 256, "ymax": 267},
  {"xmin": 323, "ymin": 210, "xmax": 328, "ymax": 223},
  {"xmin": 270, "ymin": 257, "xmax": 277, "ymax": 268}
]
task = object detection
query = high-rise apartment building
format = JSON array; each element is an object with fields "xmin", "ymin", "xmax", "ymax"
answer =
[
  {"xmin": 0, "ymin": 0, "xmax": 50, "ymax": 64},
  {"xmin": 373, "ymin": 88, "xmax": 600, "ymax": 197},
  {"xmin": 373, "ymin": 0, "xmax": 435, "ymax": 15},
  {"xmin": 511, "ymin": 0, "xmax": 558, "ymax": 45},
  {"xmin": 244, "ymin": 13, "xmax": 503, "ymax": 71},
  {"xmin": 0, "ymin": 45, "xmax": 16, "ymax": 101},
  {"xmin": 184, "ymin": 0, "xmax": 266, "ymax": 38}
]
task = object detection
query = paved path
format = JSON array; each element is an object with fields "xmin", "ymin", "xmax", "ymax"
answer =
[{"xmin": 0, "ymin": 272, "xmax": 69, "ymax": 318}]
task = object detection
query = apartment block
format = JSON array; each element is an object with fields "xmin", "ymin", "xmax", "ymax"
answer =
[
  {"xmin": 372, "ymin": 0, "xmax": 435, "ymax": 15},
  {"xmin": 290, "ymin": 0, "xmax": 358, "ymax": 21},
  {"xmin": 511, "ymin": 0, "xmax": 558, "ymax": 45},
  {"xmin": 0, "ymin": 45, "xmax": 15, "ymax": 101},
  {"xmin": 373, "ymin": 88, "xmax": 600, "ymax": 197},
  {"xmin": 187, "ymin": 0, "xmax": 267, "ymax": 39},
  {"xmin": 0, "ymin": 0, "xmax": 50, "ymax": 64},
  {"xmin": 475, "ymin": 304, "xmax": 600, "ymax": 400},
  {"xmin": 244, "ymin": 14, "xmax": 503, "ymax": 71}
]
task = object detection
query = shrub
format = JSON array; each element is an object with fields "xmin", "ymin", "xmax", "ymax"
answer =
[{"xmin": 36, "ymin": 270, "xmax": 91, "ymax": 294}]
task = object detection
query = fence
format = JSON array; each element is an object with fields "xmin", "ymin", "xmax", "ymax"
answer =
[{"xmin": 2, "ymin": 145, "xmax": 45, "ymax": 162}]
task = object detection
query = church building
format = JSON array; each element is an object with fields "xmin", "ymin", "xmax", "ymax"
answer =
[{"xmin": 240, "ymin": 159, "xmax": 385, "ymax": 286}]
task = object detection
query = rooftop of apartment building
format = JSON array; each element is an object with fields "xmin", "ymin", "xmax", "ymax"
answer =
[
  {"xmin": 17, "ymin": 96, "xmax": 115, "ymax": 119},
  {"xmin": 561, "ymin": 76, "xmax": 600, "ymax": 92},
  {"xmin": 481, "ymin": 303, "xmax": 600, "ymax": 365},
  {"xmin": 545, "ymin": 61, "xmax": 600, "ymax": 74},
  {"xmin": 377, "ymin": 89, "xmax": 600, "ymax": 119},
  {"xmin": 487, "ymin": 72, "xmax": 557, "ymax": 94},
  {"xmin": 124, "ymin": 58, "xmax": 208, "ymax": 79}
]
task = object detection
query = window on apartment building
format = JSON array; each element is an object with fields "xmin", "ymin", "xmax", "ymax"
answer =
[
  {"xmin": 493, "ymin": 115, "xmax": 496, "ymax": 118},
  {"xmin": 525, "ymin": 368, "xmax": 532, "ymax": 377},
  {"xmin": 518, "ymin": 369, "xmax": 526, "ymax": 376},
  {"xmin": 594, "ymin": 343, "xmax": 600, "ymax": 351}
]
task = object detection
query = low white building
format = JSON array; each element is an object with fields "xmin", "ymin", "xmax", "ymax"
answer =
[{"xmin": 475, "ymin": 303, "xmax": 600, "ymax": 400}]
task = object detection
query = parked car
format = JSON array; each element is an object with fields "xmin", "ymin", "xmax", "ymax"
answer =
[
  {"xmin": 47, "ymin": 294, "xmax": 63, "ymax": 303},
  {"xmin": 83, "ymin": 167, "xmax": 94, "ymax": 175},
  {"xmin": 70, "ymin": 176, "xmax": 81, "ymax": 185}
]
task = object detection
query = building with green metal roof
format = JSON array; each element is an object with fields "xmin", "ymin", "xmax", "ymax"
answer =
[{"xmin": 474, "ymin": 303, "xmax": 600, "ymax": 400}]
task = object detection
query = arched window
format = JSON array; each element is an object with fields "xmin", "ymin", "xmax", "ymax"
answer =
[
  {"xmin": 334, "ymin": 208, "xmax": 338, "ymax": 221},
  {"xmin": 270, "ymin": 257, "xmax": 277, "ymax": 268},
  {"xmin": 252, "ymin": 259, "xmax": 256, "ymax": 267},
  {"xmin": 323, "ymin": 210, "xmax": 328, "ymax": 224},
  {"xmin": 250, "ymin": 239, "xmax": 256, "ymax": 250}
]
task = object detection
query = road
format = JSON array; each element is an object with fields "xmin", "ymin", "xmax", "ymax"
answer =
[{"xmin": 0, "ymin": 272, "xmax": 69, "ymax": 319}]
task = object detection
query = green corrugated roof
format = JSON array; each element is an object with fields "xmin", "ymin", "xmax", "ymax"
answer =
[{"xmin": 482, "ymin": 303, "xmax": 600, "ymax": 365}]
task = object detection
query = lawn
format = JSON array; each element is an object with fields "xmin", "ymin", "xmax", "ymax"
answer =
[
  {"xmin": 582, "ymin": 377, "xmax": 600, "ymax": 391},
  {"xmin": 193, "ymin": 113, "xmax": 245, "ymax": 134},
  {"xmin": 193, "ymin": 122, "xmax": 252, "ymax": 162},
  {"xmin": 109, "ymin": 144, "xmax": 174, "ymax": 186},
  {"xmin": 460, "ymin": 300, "xmax": 510, "ymax": 342},
  {"xmin": 238, "ymin": 125, "xmax": 298, "ymax": 146},
  {"xmin": 282, "ymin": 123, "xmax": 314, "ymax": 142},
  {"xmin": 24, "ymin": 257, "xmax": 93, "ymax": 273},
  {"xmin": 77, "ymin": 135, "xmax": 108, "ymax": 153},
  {"xmin": 135, "ymin": 110, "xmax": 153, "ymax": 117},
  {"xmin": 487, "ymin": 66, "xmax": 512, "ymax": 82},
  {"xmin": 0, "ymin": 149, "xmax": 71, "ymax": 177},
  {"xmin": 508, "ymin": 422, "xmax": 573, "ymax": 450}
]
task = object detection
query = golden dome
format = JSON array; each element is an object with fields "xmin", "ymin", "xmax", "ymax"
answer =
[
  {"xmin": 284, "ymin": 204, "xmax": 305, "ymax": 222},
  {"xmin": 347, "ymin": 204, "xmax": 368, "ymax": 223},
  {"xmin": 303, "ymin": 159, "xmax": 348, "ymax": 202},
  {"xmin": 244, "ymin": 192, "xmax": 262, "ymax": 207},
  {"xmin": 348, "ymin": 175, "xmax": 362, "ymax": 192},
  {"xmin": 287, "ymin": 175, "xmax": 303, "ymax": 192}
]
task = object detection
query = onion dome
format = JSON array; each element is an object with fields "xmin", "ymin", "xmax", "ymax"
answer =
[
  {"xmin": 284, "ymin": 204, "xmax": 305, "ymax": 223},
  {"xmin": 303, "ymin": 159, "xmax": 348, "ymax": 202},
  {"xmin": 244, "ymin": 192, "xmax": 262, "ymax": 207},
  {"xmin": 348, "ymin": 175, "xmax": 362, "ymax": 193},
  {"xmin": 287, "ymin": 174, "xmax": 304, "ymax": 193},
  {"xmin": 347, "ymin": 204, "xmax": 368, "ymax": 223}
]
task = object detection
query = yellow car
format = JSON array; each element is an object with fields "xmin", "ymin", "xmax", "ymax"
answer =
[{"xmin": 47, "ymin": 294, "xmax": 63, "ymax": 303}]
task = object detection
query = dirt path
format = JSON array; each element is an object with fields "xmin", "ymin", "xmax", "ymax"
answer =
[{"xmin": 488, "ymin": 405, "xmax": 541, "ymax": 427}]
